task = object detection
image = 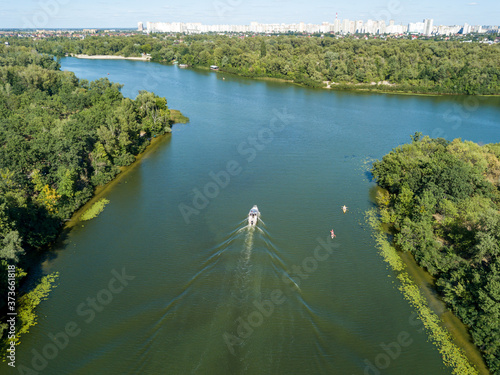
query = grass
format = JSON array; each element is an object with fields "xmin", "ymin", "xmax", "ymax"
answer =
[
  {"xmin": 169, "ymin": 109, "xmax": 189, "ymax": 124},
  {"xmin": 80, "ymin": 198, "xmax": 110, "ymax": 221}
]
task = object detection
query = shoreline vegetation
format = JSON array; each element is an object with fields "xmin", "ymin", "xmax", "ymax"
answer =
[
  {"xmin": 68, "ymin": 53, "xmax": 500, "ymax": 98},
  {"xmin": 5, "ymin": 33, "xmax": 497, "ymax": 95},
  {"xmin": 64, "ymin": 128, "xmax": 173, "ymax": 231},
  {"xmin": 0, "ymin": 45, "xmax": 188, "ymax": 352},
  {"xmin": 60, "ymin": 55, "xmax": 500, "ymax": 97},
  {"xmin": 398, "ymin": 250, "xmax": 491, "ymax": 375},
  {"xmin": 371, "ymin": 134, "xmax": 500, "ymax": 374},
  {"xmin": 367, "ymin": 210, "xmax": 479, "ymax": 375},
  {"xmin": 79, "ymin": 198, "xmax": 110, "ymax": 221}
]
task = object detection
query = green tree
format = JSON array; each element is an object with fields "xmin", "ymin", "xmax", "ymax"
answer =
[
  {"xmin": 260, "ymin": 41, "xmax": 267, "ymax": 58},
  {"xmin": 0, "ymin": 231, "xmax": 24, "ymax": 262}
]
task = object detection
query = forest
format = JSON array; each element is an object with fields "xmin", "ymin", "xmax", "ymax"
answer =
[
  {"xmin": 372, "ymin": 134, "xmax": 500, "ymax": 373},
  {"xmin": 4, "ymin": 33, "xmax": 500, "ymax": 94},
  {"xmin": 0, "ymin": 45, "xmax": 187, "ymax": 344}
]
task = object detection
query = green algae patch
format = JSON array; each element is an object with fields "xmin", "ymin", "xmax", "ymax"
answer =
[{"xmin": 80, "ymin": 198, "xmax": 110, "ymax": 221}]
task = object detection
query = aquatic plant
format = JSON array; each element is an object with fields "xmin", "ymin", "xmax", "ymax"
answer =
[
  {"xmin": 366, "ymin": 209, "xmax": 478, "ymax": 375},
  {"xmin": 1, "ymin": 271, "xmax": 59, "ymax": 361},
  {"xmin": 80, "ymin": 198, "xmax": 110, "ymax": 221},
  {"xmin": 16, "ymin": 273, "xmax": 60, "ymax": 340}
]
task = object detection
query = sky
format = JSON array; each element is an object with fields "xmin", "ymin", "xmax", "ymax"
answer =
[{"xmin": 1, "ymin": 0, "xmax": 499, "ymax": 29}]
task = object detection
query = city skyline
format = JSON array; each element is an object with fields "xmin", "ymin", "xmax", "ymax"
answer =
[
  {"xmin": 141, "ymin": 18, "xmax": 498, "ymax": 36},
  {"xmin": 3, "ymin": 0, "xmax": 499, "ymax": 29}
]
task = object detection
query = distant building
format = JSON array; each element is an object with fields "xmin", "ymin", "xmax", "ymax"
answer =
[
  {"xmin": 471, "ymin": 25, "xmax": 483, "ymax": 33},
  {"xmin": 320, "ymin": 22, "xmax": 330, "ymax": 34},
  {"xmin": 349, "ymin": 20, "xmax": 356, "ymax": 34},
  {"xmin": 142, "ymin": 19, "xmax": 495, "ymax": 37},
  {"xmin": 424, "ymin": 19, "xmax": 434, "ymax": 36},
  {"xmin": 386, "ymin": 21, "xmax": 406, "ymax": 34},
  {"xmin": 461, "ymin": 23, "xmax": 471, "ymax": 34},
  {"xmin": 365, "ymin": 19, "xmax": 376, "ymax": 34},
  {"xmin": 342, "ymin": 19, "xmax": 350, "ymax": 34},
  {"xmin": 408, "ymin": 22, "xmax": 425, "ymax": 34},
  {"xmin": 379, "ymin": 20, "xmax": 386, "ymax": 34},
  {"xmin": 355, "ymin": 20, "xmax": 363, "ymax": 33},
  {"xmin": 333, "ymin": 19, "xmax": 340, "ymax": 33}
]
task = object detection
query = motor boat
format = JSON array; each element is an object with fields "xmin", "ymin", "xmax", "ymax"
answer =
[{"xmin": 248, "ymin": 205, "xmax": 260, "ymax": 226}]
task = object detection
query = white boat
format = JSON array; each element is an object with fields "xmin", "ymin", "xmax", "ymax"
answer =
[{"xmin": 248, "ymin": 205, "xmax": 260, "ymax": 226}]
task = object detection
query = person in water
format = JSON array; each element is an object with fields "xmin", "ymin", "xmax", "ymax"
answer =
[
  {"xmin": 342, "ymin": 205, "xmax": 348, "ymax": 213},
  {"xmin": 330, "ymin": 229, "xmax": 336, "ymax": 238}
]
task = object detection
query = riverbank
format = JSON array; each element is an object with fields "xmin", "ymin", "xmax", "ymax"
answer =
[
  {"xmin": 399, "ymin": 252, "xmax": 491, "ymax": 375},
  {"xmin": 182, "ymin": 64, "xmax": 498, "ymax": 97},
  {"xmin": 0, "ymin": 129, "xmax": 183, "ymax": 356},
  {"xmin": 366, "ymin": 210, "xmax": 480, "ymax": 375},
  {"xmin": 64, "ymin": 131, "xmax": 174, "ymax": 230},
  {"xmin": 72, "ymin": 54, "xmax": 151, "ymax": 61},
  {"xmin": 0, "ymin": 52, "xmax": 187, "ymax": 352},
  {"xmin": 369, "ymin": 137, "xmax": 500, "ymax": 374},
  {"xmin": 68, "ymin": 54, "xmax": 498, "ymax": 97},
  {"xmin": 323, "ymin": 80, "xmax": 498, "ymax": 96},
  {"xmin": 7, "ymin": 34, "xmax": 500, "ymax": 95}
]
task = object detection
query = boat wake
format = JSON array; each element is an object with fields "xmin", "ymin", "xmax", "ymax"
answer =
[
  {"xmin": 153, "ymin": 210, "xmax": 306, "ymax": 373},
  {"xmin": 232, "ymin": 222, "xmax": 264, "ymax": 303}
]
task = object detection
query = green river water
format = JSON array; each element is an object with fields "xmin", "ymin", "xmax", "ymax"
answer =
[{"xmin": 11, "ymin": 58, "xmax": 500, "ymax": 375}]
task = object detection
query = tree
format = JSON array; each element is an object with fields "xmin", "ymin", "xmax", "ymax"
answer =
[
  {"xmin": 373, "ymin": 135, "xmax": 500, "ymax": 373},
  {"xmin": 260, "ymin": 41, "xmax": 267, "ymax": 58},
  {"xmin": 140, "ymin": 44, "xmax": 152, "ymax": 54},
  {"xmin": 1, "ymin": 230, "xmax": 24, "ymax": 262},
  {"xmin": 411, "ymin": 131, "xmax": 423, "ymax": 143}
]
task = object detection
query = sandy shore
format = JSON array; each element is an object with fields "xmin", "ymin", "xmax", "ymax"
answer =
[{"xmin": 72, "ymin": 54, "xmax": 151, "ymax": 61}]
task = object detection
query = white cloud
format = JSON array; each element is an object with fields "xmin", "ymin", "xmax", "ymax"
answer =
[{"xmin": 467, "ymin": 2, "xmax": 478, "ymax": 5}]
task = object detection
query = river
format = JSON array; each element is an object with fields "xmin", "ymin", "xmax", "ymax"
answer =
[{"xmin": 13, "ymin": 58, "xmax": 500, "ymax": 375}]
